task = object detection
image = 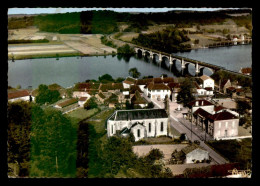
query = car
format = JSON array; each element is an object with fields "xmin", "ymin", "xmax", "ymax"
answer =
[{"xmin": 194, "ymin": 140, "xmax": 200, "ymax": 145}]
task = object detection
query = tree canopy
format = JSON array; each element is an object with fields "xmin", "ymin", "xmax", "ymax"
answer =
[
  {"xmin": 177, "ymin": 78, "xmax": 195, "ymax": 107},
  {"xmin": 35, "ymin": 84, "xmax": 61, "ymax": 105},
  {"xmin": 129, "ymin": 67, "xmax": 141, "ymax": 78}
]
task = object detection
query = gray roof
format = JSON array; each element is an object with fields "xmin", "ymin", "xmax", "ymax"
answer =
[
  {"xmin": 181, "ymin": 144, "xmax": 205, "ymax": 154},
  {"xmin": 113, "ymin": 109, "xmax": 168, "ymax": 121}
]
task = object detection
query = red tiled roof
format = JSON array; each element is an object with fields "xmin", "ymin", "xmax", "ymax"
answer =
[
  {"xmin": 8, "ymin": 90, "xmax": 30, "ymax": 100},
  {"xmin": 214, "ymin": 105, "xmax": 226, "ymax": 112},
  {"xmin": 210, "ymin": 111, "xmax": 237, "ymax": 121},
  {"xmin": 188, "ymin": 100, "xmax": 214, "ymax": 107},
  {"xmin": 204, "ymin": 87, "xmax": 213, "ymax": 91},
  {"xmin": 147, "ymin": 83, "xmax": 170, "ymax": 90},
  {"xmin": 241, "ymin": 68, "xmax": 252, "ymax": 74},
  {"xmin": 79, "ymin": 97, "xmax": 88, "ymax": 101},
  {"xmin": 57, "ymin": 98, "xmax": 78, "ymax": 108},
  {"xmin": 130, "ymin": 85, "xmax": 143, "ymax": 94},
  {"xmin": 193, "ymin": 108, "xmax": 212, "ymax": 118}
]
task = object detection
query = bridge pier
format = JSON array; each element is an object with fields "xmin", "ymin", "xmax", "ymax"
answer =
[
  {"xmin": 181, "ymin": 58, "xmax": 185, "ymax": 69},
  {"xmin": 195, "ymin": 63, "xmax": 200, "ymax": 76}
]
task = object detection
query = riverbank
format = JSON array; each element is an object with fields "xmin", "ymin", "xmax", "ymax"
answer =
[{"xmin": 8, "ymin": 51, "xmax": 117, "ymax": 60}]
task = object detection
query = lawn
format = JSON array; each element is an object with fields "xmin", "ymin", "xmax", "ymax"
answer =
[
  {"xmin": 67, "ymin": 107, "xmax": 99, "ymax": 121},
  {"xmin": 207, "ymin": 138, "xmax": 252, "ymax": 170}
]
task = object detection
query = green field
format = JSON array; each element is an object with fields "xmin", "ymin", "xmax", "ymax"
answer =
[{"xmin": 67, "ymin": 107, "xmax": 99, "ymax": 121}]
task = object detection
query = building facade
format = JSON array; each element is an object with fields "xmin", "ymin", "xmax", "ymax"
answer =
[{"xmin": 107, "ymin": 109, "xmax": 169, "ymax": 141}]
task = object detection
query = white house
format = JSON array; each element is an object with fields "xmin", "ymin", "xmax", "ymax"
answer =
[
  {"xmin": 182, "ymin": 145, "xmax": 209, "ymax": 164},
  {"xmin": 123, "ymin": 77, "xmax": 136, "ymax": 89},
  {"xmin": 200, "ymin": 75, "xmax": 214, "ymax": 91},
  {"xmin": 144, "ymin": 82, "xmax": 171, "ymax": 100},
  {"xmin": 8, "ymin": 90, "xmax": 35, "ymax": 102},
  {"xmin": 107, "ymin": 109, "xmax": 169, "ymax": 141},
  {"xmin": 73, "ymin": 90, "xmax": 91, "ymax": 99},
  {"xmin": 187, "ymin": 99, "xmax": 215, "ymax": 121},
  {"xmin": 78, "ymin": 97, "xmax": 89, "ymax": 107}
]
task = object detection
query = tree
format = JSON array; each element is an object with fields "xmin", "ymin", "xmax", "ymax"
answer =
[
  {"xmin": 129, "ymin": 67, "xmax": 141, "ymax": 78},
  {"xmin": 30, "ymin": 107, "xmax": 77, "ymax": 177},
  {"xmin": 84, "ymin": 97, "xmax": 98, "ymax": 110},
  {"xmin": 98, "ymin": 74, "xmax": 114, "ymax": 83},
  {"xmin": 8, "ymin": 102, "xmax": 32, "ymax": 177},
  {"xmin": 35, "ymin": 84, "xmax": 61, "ymax": 105},
  {"xmin": 177, "ymin": 78, "xmax": 195, "ymax": 107},
  {"xmin": 236, "ymin": 100, "xmax": 251, "ymax": 117}
]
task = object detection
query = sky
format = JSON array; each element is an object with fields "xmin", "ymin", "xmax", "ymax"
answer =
[{"xmin": 7, "ymin": 8, "xmax": 241, "ymax": 15}]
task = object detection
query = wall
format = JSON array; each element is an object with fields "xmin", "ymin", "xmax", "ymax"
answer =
[
  {"xmin": 8, "ymin": 96, "xmax": 34, "ymax": 102},
  {"xmin": 203, "ymin": 79, "xmax": 214, "ymax": 90},
  {"xmin": 213, "ymin": 118, "xmax": 239, "ymax": 139}
]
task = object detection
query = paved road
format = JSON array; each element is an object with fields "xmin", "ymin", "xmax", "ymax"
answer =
[{"xmin": 142, "ymin": 93, "xmax": 229, "ymax": 165}]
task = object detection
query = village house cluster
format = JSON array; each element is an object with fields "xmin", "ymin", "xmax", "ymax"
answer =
[{"xmin": 8, "ymin": 73, "xmax": 252, "ymax": 142}]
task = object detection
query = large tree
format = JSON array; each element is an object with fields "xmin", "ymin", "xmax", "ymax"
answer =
[
  {"xmin": 30, "ymin": 107, "xmax": 77, "ymax": 177},
  {"xmin": 129, "ymin": 67, "xmax": 141, "ymax": 78},
  {"xmin": 35, "ymin": 84, "xmax": 61, "ymax": 105},
  {"xmin": 7, "ymin": 102, "xmax": 32, "ymax": 177},
  {"xmin": 177, "ymin": 78, "xmax": 195, "ymax": 107}
]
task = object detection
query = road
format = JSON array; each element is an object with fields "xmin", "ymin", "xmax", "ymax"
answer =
[{"xmin": 142, "ymin": 93, "xmax": 229, "ymax": 165}]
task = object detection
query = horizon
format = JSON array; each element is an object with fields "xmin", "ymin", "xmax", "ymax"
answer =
[{"xmin": 8, "ymin": 8, "xmax": 248, "ymax": 15}]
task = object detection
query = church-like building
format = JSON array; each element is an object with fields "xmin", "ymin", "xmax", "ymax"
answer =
[{"xmin": 106, "ymin": 109, "xmax": 170, "ymax": 141}]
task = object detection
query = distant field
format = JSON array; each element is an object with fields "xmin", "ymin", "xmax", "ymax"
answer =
[{"xmin": 8, "ymin": 28, "xmax": 117, "ymax": 58}]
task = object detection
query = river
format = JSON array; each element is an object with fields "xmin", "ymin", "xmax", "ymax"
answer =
[{"xmin": 8, "ymin": 44, "xmax": 252, "ymax": 89}]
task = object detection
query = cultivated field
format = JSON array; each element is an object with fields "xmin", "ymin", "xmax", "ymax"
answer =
[{"xmin": 8, "ymin": 27, "xmax": 117, "ymax": 59}]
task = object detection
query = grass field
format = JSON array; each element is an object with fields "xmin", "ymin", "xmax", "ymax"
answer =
[{"xmin": 67, "ymin": 107, "xmax": 99, "ymax": 121}]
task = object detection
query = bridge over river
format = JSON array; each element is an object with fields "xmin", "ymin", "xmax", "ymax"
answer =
[
  {"xmin": 108, "ymin": 34, "xmax": 251, "ymax": 78},
  {"xmin": 134, "ymin": 46, "xmax": 251, "ymax": 78}
]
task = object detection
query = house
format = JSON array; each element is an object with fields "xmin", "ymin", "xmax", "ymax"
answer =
[
  {"xmin": 96, "ymin": 92, "xmax": 107, "ymax": 103},
  {"xmin": 78, "ymin": 97, "xmax": 89, "ymax": 107},
  {"xmin": 107, "ymin": 109, "xmax": 169, "ymax": 141},
  {"xmin": 144, "ymin": 82, "xmax": 171, "ymax": 100},
  {"xmin": 99, "ymin": 83, "xmax": 124, "ymax": 93},
  {"xmin": 192, "ymin": 109, "xmax": 239, "ymax": 140},
  {"xmin": 123, "ymin": 77, "xmax": 136, "ymax": 89},
  {"xmin": 171, "ymin": 144, "xmax": 209, "ymax": 164},
  {"xmin": 73, "ymin": 90, "xmax": 91, "ymax": 99},
  {"xmin": 135, "ymin": 76, "xmax": 174, "ymax": 92},
  {"xmin": 187, "ymin": 100, "xmax": 215, "ymax": 121},
  {"xmin": 130, "ymin": 90, "xmax": 148, "ymax": 108},
  {"xmin": 8, "ymin": 90, "xmax": 34, "ymax": 102},
  {"xmin": 239, "ymin": 67, "xmax": 252, "ymax": 75},
  {"xmin": 199, "ymin": 75, "xmax": 214, "ymax": 91},
  {"xmin": 220, "ymin": 79, "xmax": 232, "ymax": 94}
]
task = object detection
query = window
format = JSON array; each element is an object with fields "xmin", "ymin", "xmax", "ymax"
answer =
[
  {"xmin": 219, "ymin": 122, "xmax": 221, "ymax": 128},
  {"xmin": 149, "ymin": 123, "xmax": 151, "ymax": 132},
  {"xmin": 218, "ymin": 130, "xmax": 221, "ymax": 136},
  {"xmin": 137, "ymin": 129, "xmax": 140, "ymax": 137},
  {"xmin": 161, "ymin": 122, "xmax": 164, "ymax": 132},
  {"xmin": 111, "ymin": 125, "xmax": 113, "ymax": 134},
  {"xmin": 225, "ymin": 122, "xmax": 228, "ymax": 128},
  {"xmin": 232, "ymin": 121, "xmax": 235, "ymax": 128}
]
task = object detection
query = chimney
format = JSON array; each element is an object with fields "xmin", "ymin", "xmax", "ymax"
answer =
[
  {"xmin": 84, "ymin": 88, "xmax": 86, "ymax": 92},
  {"xmin": 201, "ymin": 101, "xmax": 204, "ymax": 106},
  {"xmin": 195, "ymin": 101, "xmax": 198, "ymax": 106}
]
